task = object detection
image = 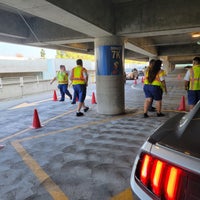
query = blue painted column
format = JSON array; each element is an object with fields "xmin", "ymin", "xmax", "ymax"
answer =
[{"xmin": 95, "ymin": 36, "xmax": 125, "ymax": 115}]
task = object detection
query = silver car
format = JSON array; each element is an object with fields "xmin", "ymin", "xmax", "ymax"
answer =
[{"xmin": 130, "ymin": 101, "xmax": 200, "ymax": 200}]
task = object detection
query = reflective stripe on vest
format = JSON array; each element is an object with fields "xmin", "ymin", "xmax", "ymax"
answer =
[
  {"xmin": 71, "ymin": 66, "xmax": 86, "ymax": 85},
  {"xmin": 189, "ymin": 65, "xmax": 200, "ymax": 90},
  {"xmin": 57, "ymin": 71, "xmax": 68, "ymax": 84},
  {"xmin": 144, "ymin": 70, "xmax": 163, "ymax": 87}
]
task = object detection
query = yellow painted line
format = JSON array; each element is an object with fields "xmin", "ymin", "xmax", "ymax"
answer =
[
  {"xmin": 43, "ymin": 109, "xmax": 76, "ymax": 124},
  {"xmin": 13, "ymin": 109, "xmax": 185, "ymax": 143},
  {"xmin": 110, "ymin": 188, "xmax": 134, "ymax": 200},
  {"xmin": 34, "ymin": 98, "xmax": 53, "ymax": 104},
  {"xmin": 163, "ymin": 109, "xmax": 188, "ymax": 113},
  {"xmin": 10, "ymin": 109, "xmax": 184, "ymax": 200},
  {"xmin": 0, "ymin": 109, "xmax": 76, "ymax": 143},
  {"xmin": 0, "ymin": 109, "xmax": 184, "ymax": 143},
  {"xmin": 9, "ymin": 102, "xmax": 37, "ymax": 110},
  {"xmin": 11, "ymin": 141, "xmax": 69, "ymax": 200},
  {"xmin": 9, "ymin": 98, "xmax": 52, "ymax": 110},
  {"xmin": 0, "ymin": 128, "xmax": 30, "ymax": 143},
  {"xmin": 14, "ymin": 112, "xmax": 138, "ymax": 143}
]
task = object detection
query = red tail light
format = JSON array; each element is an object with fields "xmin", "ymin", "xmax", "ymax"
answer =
[
  {"xmin": 165, "ymin": 166, "xmax": 182, "ymax": 200},
  {"xmin": 140, "ymin": 154, "xmax": 152, "ymax": 186},
  {"xmin": 151, "ymin": 160, "xmax": 165, "ymax": 196},
  {"xmin": 135, "ymin": 153, "xmax": 186, "ymax": 200}
]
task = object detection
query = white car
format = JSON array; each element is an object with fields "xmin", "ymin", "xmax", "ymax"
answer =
[{"xmin": 130, "ymin": 101, "xmax": 200, "ymax": 200}]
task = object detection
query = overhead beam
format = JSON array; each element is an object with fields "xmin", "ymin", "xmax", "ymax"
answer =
[
  {"xmin": 168, "ymin": 55, "xmax": 194, "ymax": 64},
  {"xmin": 1, "ymin": 0, "xmax": 113, "ymax": 37},
  {"xmin": 125, "ymin": 42, "xmax": 157, "ymax": 58},
  {"xmin": 46, "ymin": 0, "xmax": 114, "ymax": 34},
  {"xmin": 40, "ymin": 38, "xmax": 94, "ymax": 45},
  {"xmin": 115, "ymin": 0, "xmax": 200, "ymax": 37},
  {"xmin": 24, "ymin": 17, "xmax": 90, "ymax": 44},
  {"xmin": 158, "ymin": 44, "xmax": 200, "ymax": 56},
  {"xmin": 0, "ymin": 9, "xmax": 28, "ymax": 40}
]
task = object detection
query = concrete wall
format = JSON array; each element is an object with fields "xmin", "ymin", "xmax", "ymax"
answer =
[
  {"xmin": 0, "ymin": 72, "xmax": 95, "ymax": 100},
  {"xmin": 0, "ymin": 79, "xmax": 55, "ymax": 100},
  {"xmin": 0, "ymin": 58, "xmax": 96, "ymax": 100},
  {"xmin": 0, "ymin": 59, "xmax": 48, "ymax": 73}
]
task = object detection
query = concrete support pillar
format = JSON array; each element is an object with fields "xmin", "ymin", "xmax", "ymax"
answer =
[
  {"xmin": 169, "ymin": 63, "xmax": 175, "ymax": 72},
  {"xmin": 95, "ymin": 36, "xmax": 125, "ymax": 115},
  {"xmin": 159, "ymin": 56, "xmax": 171, "ymax": 74}
]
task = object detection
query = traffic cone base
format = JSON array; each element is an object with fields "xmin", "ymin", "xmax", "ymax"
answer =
[
  {"xmin": 31, "ymin": 109, "xmax": 42, "ymax": 129},
  {"xmin": 91, "ymin": 92, "xmax": 97, "ymax": 104},
  {"xmin": 178, "ymin": 96, "xmax": 186, "ymax": 111},
  {"xmin": 0, "ymin": 145, "xmax": 4, "ymax": 150},
  {"xmin": 53, "ymin": 90, "xmax": 58, "ymax": 101}
]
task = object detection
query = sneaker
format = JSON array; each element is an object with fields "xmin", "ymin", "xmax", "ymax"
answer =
[
  {"xmin": 71, "ymin": 101, "xmax": 76, "ymax": 104},
  {"xmin": 144, "ymin": 113, "xmax": 149, "ymax": 118},
  {"xmin": 157, "ymin": 113, "xmax": 165, "ymax": 117},
  {"xmin": 76, "ymin": 112, "xmax": 84, "ymax": 117},
  {"xmin": 59, "ymin": 99, "xmax": 64, "ymax": 102},
  {"xmin": 84, "ymin": 107, "xmax": 89, "ymax": 112}
]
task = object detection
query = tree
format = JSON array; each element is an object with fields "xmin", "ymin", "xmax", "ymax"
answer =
[
  {"xmin": 40, "ymin": 49, "xmax": 46, "ymax": 59},
  {"xmin": 55, "ymin": 50, "xmax": 65, "ymax": 58},
  {"xmin": 55, "ymin": 50, "xmax": 94, "ymax": 61}
]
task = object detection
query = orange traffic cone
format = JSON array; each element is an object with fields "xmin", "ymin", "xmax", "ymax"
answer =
[
  {"xmin": 31, "ymin": 109, "xmax": 42, "ymax": 129},
  {"xmin": 134, "ymin": 79, "xmax": 137, "ymax": 85},
  {"xmin": 76, "ymin": 97, "xmax": 79, "ymax": 102},
  {"xmin": 53, "ymin": 90, "xmax": 58, "ymax": 101},
  {"xmin": 178, "ymin": 96, "xmax": 186, "ymax": 111},
  {"xmin": 141, "ymin": 76, "xmax": 144, "ymax": 83},
  {"xmin": 0, "ymin": 145, "xmax": 4, "ymax": 150},
  {"xmin": 91, "ymin": 92, "xmax": 97, "ymax": 104},
  {"xmin": 177, "ymin": 74, "xmax": 181, "ymax": 80}
]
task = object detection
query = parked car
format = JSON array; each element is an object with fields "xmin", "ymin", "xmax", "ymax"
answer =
[
  {"xmin": 138, "ymin": 70, "xmax": 144, "ymax": 77},
  {"xmin": 130, "ymin": 101, "xmax": 200, "ymax": 200},
  {"xmin": 126, "ymin": 68, "xmax": 139, "ymax": 80}
]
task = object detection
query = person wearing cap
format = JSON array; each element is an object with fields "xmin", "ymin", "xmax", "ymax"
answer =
[
  {"xmin": 184, "ymin": 57, "xmax": 200, "ymax": 110},
  {"xmin": 70, "ymin": 59, "xmax": 89, "ymax": 116},
  {"xmin": 50, "ymin": 65, "xmax": 72, "ymax": 102}
]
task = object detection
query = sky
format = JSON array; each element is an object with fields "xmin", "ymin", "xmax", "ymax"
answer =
[{"xmin": 0, "ymin": 42, "xmax": 56, "ymax": 59}]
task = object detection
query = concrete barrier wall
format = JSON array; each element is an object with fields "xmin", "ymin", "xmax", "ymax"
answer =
[
  {"xmin": 0, "ymin": 80, "xmax": 55, "ymax": 100},
  {"xmin": 0, "ymin": 71, "xmax": 96, "ymax": 100},
  {"xmin": 0, "ymin": 59, "xmax": 48, "ymax": 73},
  {"xmin": 0, "ymin": 58, "xmax": 96, "ymax": 100}
]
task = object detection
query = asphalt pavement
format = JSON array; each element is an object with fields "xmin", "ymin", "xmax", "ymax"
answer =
[{"xmin": 0, "ymin": 69, "xmax": 187, "ymax": 200}]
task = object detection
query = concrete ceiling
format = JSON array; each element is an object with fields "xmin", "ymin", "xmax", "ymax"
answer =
[{"xmin": 0, "ymin": 0, "xmax": 200, "ymax": 64}]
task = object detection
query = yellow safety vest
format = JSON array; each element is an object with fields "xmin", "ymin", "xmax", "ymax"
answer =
[
  {"xmin": 189, "ymin": 65, "xmax": 200, "ymax": 90},
  {"xmin": 71, "ymin": 66, "xmax": 87, "ymax": 85},
  {"xmin": 144, "ymin": 69, "xmax": 164, "ymax": 87},
  {"xmin": 57, "ymin": 71, "xmax": 68, "ymax": 84}
]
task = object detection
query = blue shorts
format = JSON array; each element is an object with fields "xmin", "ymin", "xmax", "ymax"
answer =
[
  {"xmin": 73, "ymin": 84, "xmax": 87, "ymax": 103},
  {"xmin": 143, "ymin": 84, "xmax": 163, "ymax": 101},
  {"xmin": 187, "ymin": 90, "xmax": 200, "ymax": 105}
]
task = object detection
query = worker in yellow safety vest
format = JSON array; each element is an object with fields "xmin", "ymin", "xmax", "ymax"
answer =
[
  {"xmin": 144, "ymin": 59, "xmax": 156, "ymax": 112},
  {"xmin": 184, "ymin": 56, "xmax": 200, "ymax": 110},
  {"xmin": 50, "ymin": 65, "xmax": 72, "ymax": 102},
  {"xmin": 143, "ymin": 59, "xmax": 167, "ymax": 118},
  {"xmin": 70, "ymin": 59, "xmax": 89, "ymax": 117}
]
